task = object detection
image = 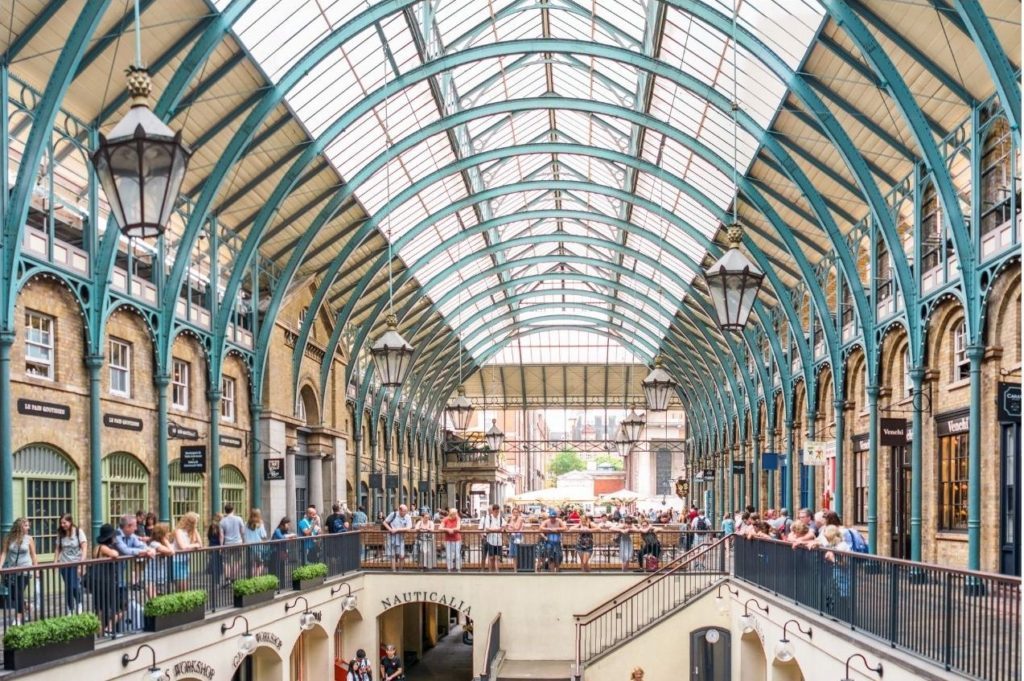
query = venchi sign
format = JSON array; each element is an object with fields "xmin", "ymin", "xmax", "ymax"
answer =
[{"xmin": 381, "ymin": 591, "xmax": 472, "ymax": 616}]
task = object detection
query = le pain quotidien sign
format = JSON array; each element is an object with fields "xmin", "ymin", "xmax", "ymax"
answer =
[{"xmin": 381, "ymin": 591, "xmax": 472, "ymax": 616}]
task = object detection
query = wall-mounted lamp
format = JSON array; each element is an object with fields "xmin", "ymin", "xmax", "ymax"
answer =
[
  {"xmin": 121, "ymin": 643, "xmax": 166, "ymax": 681},
  {"xmin": 738, "ymin": 598, "xmax": 768, "ymax": 633},
  {"xmin": 842, "ymin": 653, "xmax": 883, "ymax": 680},
  {"xmin": 330, "ymin": 581, "xmax": 358, "ymax": 611},
  {"xmin": 285, "ymin": 595, "xmax": 317, "ymax": 631},
  {"xmin": 775, "ymin": 619, "xmax": 812, "ymax": 662},
  {"xmin": 221, "ymin": 615, "xmax": 256, "ymax": 654},
  {"xmin": 714, "ymin": 583, "xmax": 740, "ymax": 615}
]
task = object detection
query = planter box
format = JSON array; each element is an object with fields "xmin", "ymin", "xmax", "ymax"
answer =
[
  {"xmin": 144, "ymin": 605, "xmax": 205, "ymax": 632},
  {"xmin": 293, "ymin": 576, "xmax": 325, "ymax": 591},
  {"xmin": 234, "ymin": 589, "xmax": 276, "ymax": 609},
  {"xmin": 4, "ymin": 635, "xmax": 94, "ymax": 671}
]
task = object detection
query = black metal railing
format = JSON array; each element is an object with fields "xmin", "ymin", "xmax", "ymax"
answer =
[
  {"xmin": 357, "ymin": 528, "xmax": 722, "ymax": 572},
  {"xmin": 0, "ymin": 531, "xmax": 360, "ymax": 647},
  {"xmin": 734, "ymin": 537, "xmax": 1021, "ymax": 681},
  {"xmin": 573, "ymin": 535, "xmax": 732, "ymax": 673}
]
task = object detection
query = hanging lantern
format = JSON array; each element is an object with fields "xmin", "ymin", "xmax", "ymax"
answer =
[
  {"xmin": 620, "ymin": 407, "xmax": 646, "ymax": 443},
  {"xmin": 642, "ymin": 355, "xmax": 677, "ymax": 411},
  {"xmin": 614, "ymin": 426, "xmax": 633, "ymax": 458},
  {"xmin": 370, "ymin": 314, "xmax": 414, "ymax": 387},
  {"xmin": 92, "ymin": 67, "xmax": 191, "ymax": 238},
  {"xmin": 445, "ymin": 385, "xmax": 475, "ymax": 432},
  {"xmin": 704, "ymin": 223, "xmax": 765, "ymax": 332},
  {"xmin": 485, "ymin": 419, "xmax": 505, "ymax": 452}
]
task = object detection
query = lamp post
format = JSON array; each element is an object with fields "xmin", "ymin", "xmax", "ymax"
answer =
[{"xmin": 642, "ymin": 356, "xmax": 677, "ymax": 411}]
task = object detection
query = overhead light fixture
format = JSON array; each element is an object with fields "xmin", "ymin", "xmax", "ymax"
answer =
[
  {"xmin": 285, "ymin": 596, "xmax": 317, "ymax": 631},
  {"xmin": 91, "ymin": 0, "xmax": 190, "ymax": 239},
  {"xmin": 620, "ymin": 407, "xmax": 646, "ymax": 443},
  {"xmin": 370, "ymin": 314, "xmax": 414, "ymax": 387},
  {"xmin": 485, "ymin": 418, "xmax": 505, "ymax": 452},
  {"xmin": 221, "ymin": 615, "xmax": 256, "ymax": 654},
  {"xmin": 775, "ymin": 619, "xmax": 812, "ymax": 662},
  {"xmin": 714, "ymin": 583, "xmax": 739, "ymax": 616},
  {"xmin": 841, "ymin": 653, "xmax": 883, "ymax": 680},
  {"xmin": 738, "ymin": 598, "xmax": 769, "ymax": 633},
  {"xmin": 121, "ymin": 643, "xmax": 165, "ymax": 681},
  {"xmin": 331, "ymin": 582, "xmax": 359, "ymax": 611},
  {"xmin": 642, "ymin": 356, "xmax": 677, "ymax": 412},
  {"xmin": 614, "ymin": 426, "xmax": 633, "ymax": 458},
  {"xmin": 446, "ymin": 385, "xmax": 475, "ymax": 432}
]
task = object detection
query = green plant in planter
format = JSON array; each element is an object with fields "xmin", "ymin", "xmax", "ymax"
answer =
[
  {"xmin": 143, "ymin": 590, "xmax": 207, "ymax": 617},
  {"xmin": 3, "ymin": 613, "xmax": 100, "ymax": 650},
  {"xmin": 233, "ymin": 574, "xmax": 279, "ymax": 598},
  {"xmin": 292, "ymin": 563, "xmax": 328, "ymax": 582}
]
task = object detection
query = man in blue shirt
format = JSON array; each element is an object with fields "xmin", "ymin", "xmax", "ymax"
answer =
[
  {"xmin": 298, "ymin": 505, "xmax": 321, "ymax": 562},
  {"xmin": 114, "ymin": 515, "xmax": 155, "ymax": 559}
]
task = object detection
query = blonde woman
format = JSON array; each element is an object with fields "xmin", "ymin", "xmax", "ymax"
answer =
[
  {"xmin": 0, "ymin": 518, "xmax": 37, "ymax": 624},
  {"xmin": 441, "ymin": 508, "xmax": 462, "ymax": 572},
  {"xmin": 243, "ymin": 508, "xmax": 268, "ymax": 575},
  {"xmin": 171, "ymin": 512, "xmax": 203, "ymax": 589}
]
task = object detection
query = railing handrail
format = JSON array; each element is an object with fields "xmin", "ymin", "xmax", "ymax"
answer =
[
  {"xmin": 482, "ymin": 612, "xmax": 501, "ymax": 678},
  {"xmin": 739, "ymin": 535, "xmax": 1023, "ymax": 586},
  {"xmin": 573, "ymin": 534, "xmax": 731, "ymax": 623}
]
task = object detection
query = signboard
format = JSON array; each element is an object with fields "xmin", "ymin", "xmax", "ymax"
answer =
[
  {"xmin": 851, "ymin": 434, "xmax": 869, "ymax": 453},
  {"xmin": 17, "ymin": 399, "xmax": 69, "ymax": 420},
  {"xmin": 103, "ymin": 413, "xmax": 143, "ymax": 431},
  {"xmin": 879, "ymin": 418, "xmax": 908, "ymax": 447},
  {"xmin": 219, "ymin": 435, "xmax": 243, "ymax": 448},
  {"xmin": 369, "ymin": 473, "xmax": 384, "ymax": 489},
  {"xmin": 385, "ymin": 474, "xmax": 400, "ymax": 490},
  {"xmin": 802, "ymin": 441, "xmax": 828, "ymax": 466},
  {"xmin": 180, "ymin": 445, "xmax": 207, "ymax": 473},
  {"xmin": 731, "ymin": 461, "xmax": 746, "ymax": 474},
  {"xmin": 824, "ymin": 439, "xmax": 836, "ymax": 459},
  {"xmin": 168, "ymin": 422, "xmax": 199, "ymax": 440},
  {"xmin": 701, "ymin": 468, "xmax": 716, "ymax": 481},
  {"xmin": 998, "ymin": 382, "xmax": 1021, "ymax": 422},
  {"xmin": 675, "ymin": 478, "xmax": 689, "ymax": 498},
  {"xmin": 263, "ymin": 458, "xmax": 284, "ymax": 481},
  {"xmin": 418, "ymin": 480, "xmax": 430, "ymax": 493},
  {"xmin": 937, "ymin": 408, "xmax": 970, "ymax": 437},
  {"xmin": 761, "ymin": 452, "xmax": 779, "ymax": 471}
]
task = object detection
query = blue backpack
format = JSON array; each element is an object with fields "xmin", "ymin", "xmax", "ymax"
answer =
[{"xmin": 844, "ymin": 527, "xmax": 869, "ymax": 554}]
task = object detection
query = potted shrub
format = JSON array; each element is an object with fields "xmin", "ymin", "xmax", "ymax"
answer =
[
  {"xmin": 143, "ymin": 589, "xmax": 207, "ymax": 632},
  {"xmin": 233, "ymin": 574, "xmax": 279, "ymax": 608},
  {"xmin": 3, "ymin": 613, "xmax": 100, "ymax": 670},
  {"xmin": 292, "ymin": 562, "xmax": 328, "ymax": 591}
]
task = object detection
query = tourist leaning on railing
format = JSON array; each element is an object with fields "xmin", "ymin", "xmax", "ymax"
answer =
[
  {"xmin": 0, "ymin": 518, "xmax": 37, "ymax": 625},
  {"xmin": 145, "ymin": 523, "xmax": 175, "ymax": 599},
  {"xmin": 413, "ymin": 509, "xmax": 437, "ymax": 570},
  {"xmin": 90, "ymin": 523, "xmax": 123, "ymax": 636},
  {"xmin": 442, "ymin": 508, "xmax": 463, "ymax": 572},
  {"xmin": 172, "ymin": 512, "xmax": 203, "ymax": 591},
  {"xmin": 244, "ymin": 508, "xmax": 269, "ymax": 577}
]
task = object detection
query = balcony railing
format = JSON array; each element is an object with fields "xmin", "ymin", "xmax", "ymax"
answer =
[{"xmin": 444, "ymin": 450, "xmax": 503, "ymax": 467}]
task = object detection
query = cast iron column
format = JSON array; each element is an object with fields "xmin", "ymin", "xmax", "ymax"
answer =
[
  {"xmin": 208, "ymin": 388, "xmax": 221, "ymax": 516},
  {"xmin": 155, "ymin": 373, "xmax": 170, "ymax": 523},
  {"xmin": 353, "ymin": 433, "xmax": 362, "ymax": 510},
  {"xmin": 249, "ymin": 403, "xmax": 262, "ymax": 510},
  {"xmin": 866, "ymin": 384, "xmax": 880, "ymax": 553},
  {"xmin": 833, "ymin": 398, "xmax": 845, "ymax": 518},
  {"xmin": 909, "ymin": 368, "xmax": 925, "ymax": 560},
  {"xmin": 784, "ymin": 419, "xmax": 795, "ymax": 512},
  {"xmin": 85, "ymin": 353, "xmax": 104, "ymax": 537},
  {"xmin": 966, "ymin": 345, "xmax": 984, "ymax": 570}
]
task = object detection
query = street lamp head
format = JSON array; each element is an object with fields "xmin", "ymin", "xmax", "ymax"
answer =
[
  {"xmin": 370, "ymin": 314, "xmax": 414, "ymax": 387},
  {"xmin": 445, "ymin": 385, "xmax": 475, "ymax": 432},
  {"xmin": 485, "ymin": 419, "xmax": 505, "ymax": 452},
  {"xmin": 620, "ymin": 407, "xmax": 646, "ymax": 443},
  {"xmin": 704, "ymin": 223, "xmax": 764, "ymax": 333},
  {"xmin": 642, "ymin": 356, "xmax": 677, "ymax": 412}
]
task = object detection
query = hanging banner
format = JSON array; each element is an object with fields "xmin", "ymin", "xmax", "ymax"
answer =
[
  {"xmin": 998, "ymin": 382, "xmax": 1021, "ymax": 422},
  {"xmin": 761, "ymin": 452, "xmax": 779, "ymax": 471},
  {"xmin": 263, "ymin": 458, "xmax": 284, "ymax": 481},
  {"xmin": 824, "ymin": 439, "xmax": 836, "ymax": 459},
  {"xmin": 731, "ymin": 461, "xmax": 745, "ymax": 474},
  {"xmin": 802, "ymin": 441, "xmax": 827, "ymax": 466},
  {"xmin": 879, "ymin": 418, "xmax": 908, "ymax": 446}
]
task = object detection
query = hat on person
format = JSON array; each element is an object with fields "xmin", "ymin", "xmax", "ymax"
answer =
[
  {"xmin": 548, "ymin": 508, "xmax": 558, "ymax": 517},
  {"xmin": 97, "ymin": 523, "xmax": 116, "ymax": 545}
]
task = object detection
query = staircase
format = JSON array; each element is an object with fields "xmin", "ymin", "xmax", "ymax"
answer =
[{"xmin": 571, "ymin": 535, "xmax": 733, "ymax": 677}]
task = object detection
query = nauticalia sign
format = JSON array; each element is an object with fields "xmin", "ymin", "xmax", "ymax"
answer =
[{"xmin": 381, "ymin": 591, "xmax": 471, "ymax": 616}]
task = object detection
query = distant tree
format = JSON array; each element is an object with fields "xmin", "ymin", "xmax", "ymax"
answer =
[
  {"xmin": 594, "ymin": 453, "xmax": 624, "ymax": 471},
  {"xmin": 549, "ymin": 449, "xmax": 587, "ymax": 476}
]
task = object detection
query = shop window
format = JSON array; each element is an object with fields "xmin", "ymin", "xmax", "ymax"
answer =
[
  {"xmin": 172, "ymin": 358, "xmax": 190, "ymax": 411},
  {"xmin": 13, "ymin": 445, "xmax": 76, "ymax": 558},
  {"xmin": 220, "ymin": 465, "xmax": 246, "ymax": 517},
  {"xmin": 938, "ymin": 433, "xmax": 969, "ymax": 530},
  {"xmin": 25, "ymin": 311, "xmax": 54, "ymax": 380},
  {"xmin": 169, "ymin": 461, "xmax": 204, "ymax": 524},
  {"xmin": 109, "ymin": 338, "xmax": 131, "ymax": 397},
  {"xmin": 854, "ymin": 449, "xmax": 868, "ymax": 525},
  {"xmin": 953, "ymin": 320, "xmax": 970, "ymax": 381},
  {"xmin": 221, "ymin": 376, "xmax": 236, "ymax": 422},
  {"xmin": 103, "ymin": 452, "xmax": 148, "ymax": 526}
]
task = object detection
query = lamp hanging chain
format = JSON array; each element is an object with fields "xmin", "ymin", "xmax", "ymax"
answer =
[
  {"xmin": 383, "ymin": 38, "xmax": 394, "ymax": 316},
  {"xmin": 133, "ymin": 0, "xmax": 143, "ymax": 68},
  {"xmin": 731, "ymin": 0, "xmax": 739, "ymax": 228}
]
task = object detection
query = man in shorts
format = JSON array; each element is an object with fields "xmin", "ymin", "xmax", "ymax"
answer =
[
  {"xmin": 480, "ymin": 504, "xmax": 505, "ymax": 572},
  {"xmin": 382, "ymin": 504, "xmax": 412, "ymax": 571}
]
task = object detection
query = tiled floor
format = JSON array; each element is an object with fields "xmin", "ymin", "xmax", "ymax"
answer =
[{"xmin": 406, "ymin": 626, "xmax": 475, "ymax": 680}]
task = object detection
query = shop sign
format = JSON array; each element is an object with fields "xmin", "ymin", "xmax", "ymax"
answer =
[
  {"xmin": 168, "ymin": 422, "xmax": 199, "ymax": 440},
  {"xmin": 180, "ymin": 445, "xmax": 207, "ymax": 473},
  {"xmin": 386, "ymin": 474, "xmax": 400, "ymax": 490},
  {"xmin": 219, "ymin": 434, "xmax": 243, "ymax": 448},
  {"xmin": 761, "ymin": 452, "xmax": 779, "ymax": 471},
  {"xmin": 701, "ymin": 468, "xmax": 716, "ymax": 481},
  {"xmin": 418, "ymin": 480, "xmax": 430, "ymax": 493},
  {"xmin": 369, "ymin": 473, "xmax": 384, "ymax": 489},
  {"xmin": 801, "ymin": 441, "xmax": 828, "ymax": 466},
  {"xmin": 380, "ymin": 591, "xmax": 472, "ymax": 616},
  {"xmin": 675, "ymin": 478, "xmax": 689, "ymax": 498},
  {"xmin": 879, "ymin": 418, "xmax": 908, "ymax": 446},
  {"xmin": 17, "ymin": 398, "xmax": 69, "ymax": 420},
  {"xmin": 937, "ymin": 409, "xmax": 970, "ymax": 437},
  {"xmin": 255, "ymin": 631, "xmax": 282, "ymax": 649},
  {"xmin": 851, "ymin": 434, "xmax": 869, "ymax": 453},
  {"xmin": 731, "ymin": 461, "xmax": 745, "ymax": 474},
  {"xmin": 263, "ymin": 458, "xmax": 284, "ymax": 481},
  {"xmin": 998, "ymin": 382, "xmax": 1021, "ymax": 422},
  {"xmin": 103, "ymin": 413, "xmax": 143, "ymax": 431},
  {"xmin": 172, "ymin": 660, "xmax": 215, "ymax": 681}
]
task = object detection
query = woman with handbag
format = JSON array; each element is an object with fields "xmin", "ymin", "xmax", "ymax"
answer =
[
  {"xmin": 55, "ymin": 513, "xmax": 87, "ymax": 614},
  {"xmin": 0, "ymin": 518, "xmax": 37, "ymax": 625},
  {"xmin": 90, "ymin": 524, "xmax": 123, "ymax": 636},
  {"xmin": 413, "ymin": 509, "xmax": 436, "ymax": 570}
]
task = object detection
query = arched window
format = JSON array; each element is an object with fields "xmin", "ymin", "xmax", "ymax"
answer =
[
  {"xmin": 953, "ymin": 320, "xmax": 970, "ymax": 381},
  {"xmin": 921, "ymin": 185, "xmax": 941, "ymax": 273},
  {"xmin": 981, "ymin": 118, "xmax": 1014, "ymax": 237},
  {"xmin": 13, "ymin": 445, "xmax": 76, "ymax": 557},
  {"xmin": 169, "ymin": 461, "xmax": 204, "ymax": 524},
  {"xmin": 103, "ymin": 452, "xmax": 149, "ymax": 526},
  {"xmin": 903, "ymin": 347, "xmax": 913, "ymax": 398},
  {"xmin": 220, "ymin": 465, "xmax": 246, "ymax": 516}
]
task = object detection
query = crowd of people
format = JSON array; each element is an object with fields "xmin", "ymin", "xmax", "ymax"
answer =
[{"xmin": 719, "ymin": 505, "xmax": 868, "ymax": 559}]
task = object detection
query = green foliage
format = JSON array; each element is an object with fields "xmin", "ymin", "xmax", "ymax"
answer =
[
  {"xmin": 594, "ymin": 453, "xmax": 624, "ymax": 470},
  {"xmin": 549, "ymin": 449, "xmax": 587, "ymax": 476},
  {"xmin": 292, "ymin": 562, "xmax": 328, "ymax": 581},
  {"xmin": 232, "ymin": 574, "xmax": 279, "ymax": 598},
  {"xmin": 2, "ymin": 613, "xmax": 100, "ymax": 650},
  {"xmin": 143, "ymin": 589, "xmax": 207, "ymax": 617}
]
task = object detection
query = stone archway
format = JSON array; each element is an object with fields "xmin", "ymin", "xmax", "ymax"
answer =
[{"xmin": 739, "ymin": 629, "xmax": 768, "ymax": 681}]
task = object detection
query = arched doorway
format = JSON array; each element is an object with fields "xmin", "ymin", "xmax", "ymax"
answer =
[
  {"xmin": 290, "ymin": 625, "xmax": 330, "ymax": 680},
  {"xmin": 689, "ymin": 626, "xmax": 730, "ymax": 681},
  {"xmin": 102, "ymin": 452, "xmax": 148, "ymax": 526},
  {"xmin": 232, "ymin": 645, "xmax": 284, "ymax": 681},
  {"xmin": 378, "ymin": 600, "xmax": 474, "ymax": 680},
  {"xmin": 13, "ymin": 444, "xmax": 77, "ymax": 558},
  {"xmin": 771, "ymin": 658, "xmax": 805, "ymax": 681},
  {"xmin": 739, "ymin": 630, "xmax": 767, "ymax": 681}
]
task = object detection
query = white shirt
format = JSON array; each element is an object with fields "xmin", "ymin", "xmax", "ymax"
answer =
[{"xmin": 481, "ymin": 513, "xmax": 504, "ymax": 546}]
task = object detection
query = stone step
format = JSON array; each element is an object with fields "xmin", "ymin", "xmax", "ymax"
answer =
[{"xmin": 496, "ymin": 658, "xmax": 575, "ymax": 681}]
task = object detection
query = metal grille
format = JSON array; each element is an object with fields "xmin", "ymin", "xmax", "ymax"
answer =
[
  {"xmin": 25, "ymin": 479, "xmax": 72, "ymax": 557},
  {"xmin": 220, "ymin": 465, "xmax": 246, "ymax": 516},
  {"xmin": 103, "ymin": 452, "xmax": 148, "ymax": 525}
]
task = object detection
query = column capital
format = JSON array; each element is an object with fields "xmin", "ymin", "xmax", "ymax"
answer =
[
  {"xmin": 0, "ymin": 330, "xmax": 15, "ymax": 347},
  {"xmin": 84, "ymin": 353, "xmax": 104, "ymax": 370},
  {"xmin": 207, "ymin": 389, "xmax": 222, "ymax": 403},
  {"xmin": 152, "ymin": 373, "xmax": 170, "ymax": 387},
  {"xmin": 908, "ymin": 367, "xmax": 927, "ymax": 383},
  {"xmin": 965, "ymin": 344, "xmax": 986, "ymax": 361},
  {"xmin": 865, "ymin": 385, "xmax": 880, "ymax": 398}
]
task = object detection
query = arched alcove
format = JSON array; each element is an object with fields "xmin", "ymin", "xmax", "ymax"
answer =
[{"xmin": 771, "ymin": 658, "xmax": 805, "ymax": 681}]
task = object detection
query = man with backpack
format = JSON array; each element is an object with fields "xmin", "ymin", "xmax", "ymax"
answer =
[
  {"xmin": 326, "ymin": 503, "xmax": 350, "ymax": 534},
  {"xmin": 690, "ymin": 508, "xmax": 711, "ymax": 550},
  {"xmin": 382, "ymin": 505, "xmax": 413, "ymax": 571}
]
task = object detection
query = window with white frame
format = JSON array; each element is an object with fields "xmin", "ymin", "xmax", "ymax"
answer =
[
  {"xmin": 109, "ymin": 339, "xmax": 131, "ymax": 397},
  {"xmin": 953, "ymin": 321, "xmax": 970, "ymax": 381},
  {"xmin": 25, "ymin": 311, "xmax": 54, "ymax": 380},
  {"xmin": 221, "ymin": 376, "xmax": 236, "ymax": 422},
  {"xmin": 903, "ymin": 347, "xmax": 912, "ymax": 398},
  {"xmin": 171, "ymin": 359, "xmax": 190, "ymax": 411}
]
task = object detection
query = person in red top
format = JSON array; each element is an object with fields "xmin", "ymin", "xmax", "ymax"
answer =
[
  {"xmin": 441, "ymin": 508, "xmax": 462, "ymax": 572},
  {"xmin": 567, "ymin": 508, "xmax": 581, "ymax": 524}
]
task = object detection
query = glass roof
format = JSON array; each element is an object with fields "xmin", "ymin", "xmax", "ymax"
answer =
[{"xmin": 218, "ymin": 0, "xmax": 825, "ymax": 365}]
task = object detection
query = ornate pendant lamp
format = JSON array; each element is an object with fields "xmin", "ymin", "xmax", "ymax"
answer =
[
  {"xmin": 642, "ymin": 355, "xmax": 677, "ymax": 412},
  {"xmin": 703, "ymin": 0, "xmax": 764, "ymax": 332},
  {"xmin": 620, "ymin": 407, "xmax": 646, "ymax": 443},
  {"xmin": 485, "ymin": 418, "xmax": 505, "ymax": 452},
  {"xmin": 446, "ymin": 385, "xmax": 475, "ymax": 432},
  {"xmin": 614, "ymin": 426, "xmax": 633, "ymax": 458},
  {"xmin": 91, "ymin": 0, "xmax": 190, "ymax": 238}
]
